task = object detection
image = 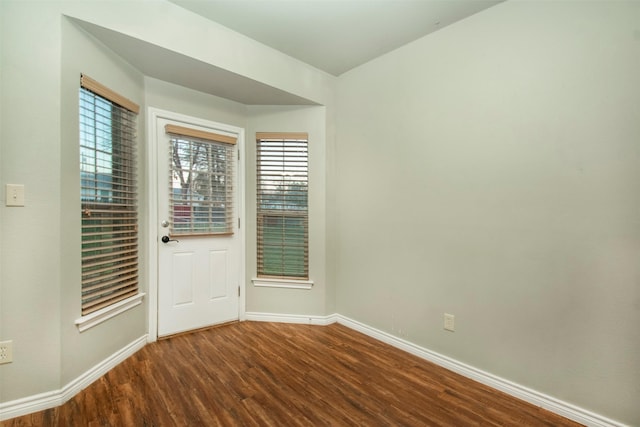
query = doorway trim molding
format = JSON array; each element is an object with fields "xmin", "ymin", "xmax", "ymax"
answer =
[{"xmin": 146, "ymin": 107, "xmax": 246, "ymax": 342}]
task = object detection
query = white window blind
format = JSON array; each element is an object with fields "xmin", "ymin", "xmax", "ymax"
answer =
[
  {"xmin": 256, "ymin": 132, "xmax": 309, "ymax": 279},
  {"xmin": 80, "ymin": 74, "xmax": 139, "ymax": 316},
  {"xmin": 165, "ymin": 125, "xmax": 236, "ymax": 236}
]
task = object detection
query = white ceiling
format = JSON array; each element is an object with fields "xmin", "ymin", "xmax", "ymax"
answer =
[
  {"xmin": 169, "ymin": 0, "xmax": 503, "ymax": 76},
  {"xmin": 76, "ymin": 1, "xmax": 503, "ymax": 105},
  {"xmin": 75, "ymin": 19, "xmax": 317, "ymax": 105}
]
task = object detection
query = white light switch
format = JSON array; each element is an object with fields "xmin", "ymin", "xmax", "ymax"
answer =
[{"xmin": 6, "ymin": 184, "xmax": 25, "ymax": 207}]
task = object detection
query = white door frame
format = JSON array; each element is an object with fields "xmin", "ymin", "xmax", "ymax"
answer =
[{"xmin": 146, "ymin": 107, "xmax": 246, "ymax": 342}]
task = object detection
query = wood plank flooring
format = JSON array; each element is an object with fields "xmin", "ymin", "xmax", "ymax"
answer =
[{"xmin": 2, "ymin": 321, "xmax": 583, "ymax": 426}]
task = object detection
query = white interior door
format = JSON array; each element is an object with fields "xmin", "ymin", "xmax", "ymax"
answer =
[{"xmin": 156, "ymin": 115, "xmax": 240, "ymax": 337}]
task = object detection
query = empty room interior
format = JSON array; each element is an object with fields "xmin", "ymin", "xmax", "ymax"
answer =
[{"xmin": 0, "ymin": 0, "xmax": 638, "ymax": 425}]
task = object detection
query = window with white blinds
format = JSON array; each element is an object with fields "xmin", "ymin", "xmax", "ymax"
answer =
[
  {"xmin": 165, "ymin": 125, "xmax": 236, "ymax": 236},
  {"xmin": 256, "ymin": 132, "xmax": 308, "ymax": 279},
  {"xmin": 79, "ymin": 74, "xmax": 139, "ymax": 316}
]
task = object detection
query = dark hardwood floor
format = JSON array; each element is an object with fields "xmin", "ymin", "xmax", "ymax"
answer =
[{"xmin": 2, "ymin": 321, "xmax": 582, "ymax": 426}]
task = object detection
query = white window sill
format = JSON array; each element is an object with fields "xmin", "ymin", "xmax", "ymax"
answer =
[
  {"xmin": 75, "ymin": 293, "xmax": 145, "ymax": 332},
  {"xmin": 252, "ymin": 278, "xmax": 313, "ymax": 290}
]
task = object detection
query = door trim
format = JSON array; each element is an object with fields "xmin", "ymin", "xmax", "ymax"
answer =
[{"xmin": 146, "ymin": 107, "xmax": 246, "ymax": 341}]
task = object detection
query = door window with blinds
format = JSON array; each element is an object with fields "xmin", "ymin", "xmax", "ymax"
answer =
[
  {"xmin": 256, "ymin": 132, "xmax": 309, "ymax": 279},
  {"xmin": 165, "ymin": 125, "xmax": 236, "ymax": 236},
  {"xmin": 79, "ymin": 74, "xmax": 139, "ymax": 316}
]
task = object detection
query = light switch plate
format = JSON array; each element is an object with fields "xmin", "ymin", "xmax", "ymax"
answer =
[{"xmin": 6, "ymin": 184, "xmax": 25, "ymax": 207}]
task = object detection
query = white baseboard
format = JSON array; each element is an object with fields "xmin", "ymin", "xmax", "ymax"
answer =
[
  {"xmin": 335, "ymin": 314, "xmax": 627, "ymax": 427},
  {"xmin": 245, "ymin": 311, "xmax": 338, "ymax": 326},
  {"xmin": 0, "ymin": 334, "xmax": 148, "ymax": 421}
]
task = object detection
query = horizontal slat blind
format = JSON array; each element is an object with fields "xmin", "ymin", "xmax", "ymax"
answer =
[
  {"xmin": 166, "ymin": 127, "xmax": 235, "ymax": 236},
  {"xmin": 256, "ymin": 133, "xmax": 308, "ymax": 279},
  {"xmin": 80, "ymin": 77, "xmax": 138, "ymax": 316}
]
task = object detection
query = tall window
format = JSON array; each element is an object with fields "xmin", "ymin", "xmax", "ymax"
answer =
[
  {"xmin": 256, "ymin": 132, "xmax": 309, "ymax": 279},
  {"xmin": 79, "ymin": 74, "xmax": 139, "ymax": 316}
]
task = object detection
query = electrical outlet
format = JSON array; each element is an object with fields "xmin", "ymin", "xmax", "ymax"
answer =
[
  {"xmin": 0, "ymin": 340, "xmax": 13, "ymax": 364},
  {"xmin": 444, "ymin": 313, "xmax": 455, "ymax": 332}
]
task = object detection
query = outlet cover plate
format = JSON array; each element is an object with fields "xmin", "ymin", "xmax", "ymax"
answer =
[
  {"xmin": 0, "ymin": 340, "xmax": 13, "ymax": 364},
  {"xmin": 444, "ymin": 313, "xmax": 455, "ymax": 332}
]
